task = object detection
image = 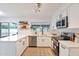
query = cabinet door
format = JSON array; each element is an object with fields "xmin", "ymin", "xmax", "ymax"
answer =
[
  {"xmin": 16, "ymin": 39, "xmax": 23, "ymax": 56},
  {"xmin": 37, "ymin": 37, "xmax": 45, "ymax": 47},
  {"xmin": 69, "ymin": 48, "xmax": 79, "ymax": 56},
  {"xmin": 22, "ymin": 37, "xmax": 27, "ymax": 50},
  {"xmin": 24, "ymin": 36, "xmax": 28, "ymax": 47},
  {"xmin": 69, "ymin": 4, "xmax": 79, "ymax": 28},
  {"xmin": 59, "ymin": 44, "xmax": 69, "ymax": 56},
  {"xmin": 37, "ymin": 37, "xmax": 51, "ymax": 47},
  {"xmin": 43, "ymin": 37, "xmax": 51, "ymax": 46},
  {"xmin": 16, "ymin": 37, "xmax": 28, "ymax": 56}
]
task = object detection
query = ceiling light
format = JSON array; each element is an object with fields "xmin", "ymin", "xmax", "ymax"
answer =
[
  {"xmin": 36, "ymin": 3, "xmax": 42, "ymax": 8},
  {"xmin": 33, "ymin": 3, "xmax": 42, "ymax": 13}
]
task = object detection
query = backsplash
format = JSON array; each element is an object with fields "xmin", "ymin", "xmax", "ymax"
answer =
[{"xmin": 58, "ymin": 28, "xmax": 79, "ymax": 33}]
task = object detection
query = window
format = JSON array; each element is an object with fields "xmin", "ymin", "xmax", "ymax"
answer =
[
  {"xmin": 31, "ymin": 25, "xmax": 50, "ymax": 32},
  {"xmin": 0, "ymin": 22, "xmax": 17, "ymax": 38}
]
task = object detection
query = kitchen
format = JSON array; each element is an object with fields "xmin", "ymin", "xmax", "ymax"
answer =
[{"xmin": 0, "ymin": 3, "xmax": 79, "ymax": 56}]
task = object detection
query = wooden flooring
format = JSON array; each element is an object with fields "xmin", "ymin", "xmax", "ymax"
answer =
[{"xmin": 22, "ymin": 47, "xmax": 55, "ymax": 56}]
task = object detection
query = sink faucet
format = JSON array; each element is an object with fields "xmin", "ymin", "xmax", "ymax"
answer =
[{"xmin": 35, "ymin": 32, "xmax": 37, "ymax": 34}]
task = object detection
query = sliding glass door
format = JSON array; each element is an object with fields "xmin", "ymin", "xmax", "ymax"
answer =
[{"xmin": 9, "ymin": 23, "xmax": 17, "ymax": 36}]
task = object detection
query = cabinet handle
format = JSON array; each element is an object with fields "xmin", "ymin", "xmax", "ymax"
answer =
[
  {"xmin": 19, "ymin": 40, "xmax": 22, "ymax": 42},
  {"xmin": 22, "ymin": 41, "xmax": 25, "ymax": 45}
]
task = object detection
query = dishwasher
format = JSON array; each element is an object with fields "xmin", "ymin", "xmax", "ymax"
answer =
[{"xmin": 29, "ymin": 36, "xmax": 37, "ymax": 47}]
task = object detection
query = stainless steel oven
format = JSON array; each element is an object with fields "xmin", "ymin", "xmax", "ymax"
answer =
[{"xmin": 52, "ymin": 37, "xmax": 59, "ymax": 56}]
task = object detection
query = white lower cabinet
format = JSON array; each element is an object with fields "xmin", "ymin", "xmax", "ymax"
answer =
[
  {"xmin": 0, "ymin": 36, "xmax": 28, "ymax": 56},
  {"xmin": 50, "ymin": 41, "xmax": 53, "ymax": 49},
  {"xmin": 37, "ymin": 36, "xmax": 51, "ymax": 47},
  {"xmin": 59, "ymin": 43, "xmax": 69, "ymax": 56},
  {"xmin": 0, "ymin": 42, "xmax": 16, "ymax": 56},
  {"xmin": 16, "ymin": 36, "xmax": 28, "ymax": 56},
  {"xmin": 59, "ymin": 43, "xmax": 79, "ymax": 56}
]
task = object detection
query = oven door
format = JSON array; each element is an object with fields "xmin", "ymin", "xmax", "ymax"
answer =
[{"xmin": 53, "ymin": 39, "xmax": 59, "ymax": 56}]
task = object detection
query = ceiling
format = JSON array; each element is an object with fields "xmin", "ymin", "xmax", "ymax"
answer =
[{"xmin": 0, "ymin": 3, "xmax": 62, "ymax": 22}]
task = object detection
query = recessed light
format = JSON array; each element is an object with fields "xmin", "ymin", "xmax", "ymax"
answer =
[{"xmin": 0, "ymin": 11, "xmax": 5, "ymax": 15}]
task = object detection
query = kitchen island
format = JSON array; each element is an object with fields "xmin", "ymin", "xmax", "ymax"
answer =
[
  {"xmin": 0, "ymin": 34, "xmax": 28, "ymax": 56},
  {"xmin": 0, "ymin": 34, "xmax": 53, "ymax": 56}
]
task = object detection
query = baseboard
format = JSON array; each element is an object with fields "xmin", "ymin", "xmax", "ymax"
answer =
[
  {"xmin": 37, "ymin": 46, "xmax": 51, "ymax": 48},
  {"xmin": 29, "ymin": 46, "xmax": 37, "ymax": 47},
  {"xmin": 28, "ymin": 46, "xmax": 51, "ymax": 48}
]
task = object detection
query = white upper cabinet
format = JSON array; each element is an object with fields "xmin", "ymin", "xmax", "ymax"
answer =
[{"xmin": 69, "ymin": 4, "xmax": 79, "ymax": 28}]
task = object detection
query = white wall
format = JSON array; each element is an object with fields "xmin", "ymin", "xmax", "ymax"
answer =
[
  {"xmin": 0, "ymin": 17, "xmax": 18, "ymax": 23},
  {"xmin": 0, "ymin": 17, "xmax": 32, "ymax": 35},
  {"xmin": 18, "ymin": 29, "xmax": 31, "ymax": 36},
  {"xmin": 51, "ymin": 3, "xmax": 79, "ymax": 33}
]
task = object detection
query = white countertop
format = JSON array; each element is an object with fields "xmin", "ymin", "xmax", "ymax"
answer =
[
  {"xmin": 28, "ymin": 34, "xmax": 53, "ymax": 37},
  {"xmin": 0, "ymin": 35, "xmax": 18, "ymax": 41},
  {"xmin": 0, "ymin": 34, "xmax": 27, "ymax": 42},
  {"xmin": 59, "ymin": 40, "xmax": 79, "ymax": 48},
  {"xmin": 0, "ymin": 34, "xmax": 53, "ymax": 42}
]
